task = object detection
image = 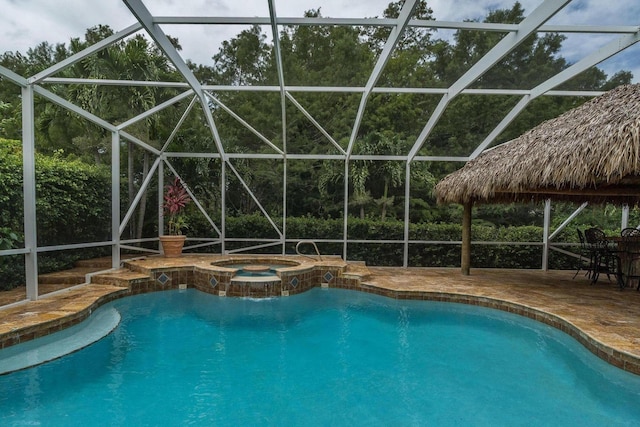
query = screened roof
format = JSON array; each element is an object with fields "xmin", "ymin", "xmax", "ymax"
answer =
[{"xmin": 2, "ymin": 0, "xmax": 638, "ymax": 162}]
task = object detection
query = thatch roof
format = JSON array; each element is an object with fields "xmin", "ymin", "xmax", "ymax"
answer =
[{"xmin": 435, "ymin": 84, "xmax": 640, "ymax": 205}]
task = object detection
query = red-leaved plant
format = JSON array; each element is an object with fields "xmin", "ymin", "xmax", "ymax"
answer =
[{"xmin": 163, "ymin": 177, "xmax": 191, "ymax": 235}]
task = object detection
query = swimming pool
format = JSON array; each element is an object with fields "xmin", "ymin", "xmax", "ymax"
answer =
[{"xmin": 1, "ymin": 288, "xmax": 639, "ymax": 426}]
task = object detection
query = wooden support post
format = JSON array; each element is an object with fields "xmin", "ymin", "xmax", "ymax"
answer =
[{"xmin": 461, "ymin": 201, "xmax": 472, "ymax": 275}]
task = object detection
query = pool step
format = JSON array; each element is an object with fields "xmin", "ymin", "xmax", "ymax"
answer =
[
  {"xmin": 38, "ymin": 255, "xmax": 145, "ymax": 286},
  {"xmin": 75, "ymin": 254, "xmax": 145, "ymax": 268},
  {"xmin": 343, "ymin": 261, "xmax": 371, "ymax": 280},
  {"xmin": 38, "ymin": 267, "xmax": 109, "ymax": 285},
  {"xmin": 90, "ymin": 268, "xmax": 151, "ymax": 287},
  {"xmin": 74, "ymin": 257, "xmax": 114, "ymax": 269}
]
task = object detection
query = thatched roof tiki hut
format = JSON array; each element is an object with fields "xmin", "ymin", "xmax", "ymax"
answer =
[{"xmin": 434, "ymin": 84, "xmax": 640, "ymax": 275}]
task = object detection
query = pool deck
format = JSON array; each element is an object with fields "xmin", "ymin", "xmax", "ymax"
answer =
[{"xmin": 1, "ymin": 255, "xmax": 639, "ymax": 375}]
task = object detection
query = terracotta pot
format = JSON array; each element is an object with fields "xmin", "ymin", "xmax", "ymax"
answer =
[{"xmin": 159, "ymin": 235, "xmax": 186, "ymax": 258}]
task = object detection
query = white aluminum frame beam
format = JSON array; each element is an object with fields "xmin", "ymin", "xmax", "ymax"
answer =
[
  {"xmin": 164, "ymin": 152, "xmax": 469, "ymax": 162},
  {"xmin": 346, "ymin": 0, "xmax": 419, "ymax": 158},
  {"xmin": 119, "ymin": 156, "xmax": 162, "ymax": 236},
  {"xmin": 285, "ymin": 92, "xmax": 347, "ymax": 155},
  {"xmin": 226, "ymin": 161, "xmax": 284, "ymax": 239},
  {"xmin": 267, "ymin": 0, "xmax": 288, "ymax": 154},
  {"xmin": 117, "ymin": 89, "xmax": 195, "ymax": 131},
  {"xmin": 161, "ymin": 95, "xmax": 199, "ymax": 152},
  {"xmin": 268, "ymin": 0, "xmax": 289, "ymax": 254},
  {"xmin": 119, "ymin": 130, "xmax": 162, "ymax": 156},
  {"xmin": 123, "ymin": 0, "xmax": 227, "ymax": 158},
  {"xmin": 152, "ymin": 16, "xmax": 639, "ymax": 35},
  {"xmin": 29, "ymin": 23, "xmax": 142, "ymax": 84},
  {"xmin": 205, "ymin": 91, "xmax": 284, "ymax": 155},
  {"xmin": 38, "ymin": 78, "xmax": 610, "ymax": 97},
  {"xmin": 549, "ymin": 202, "xmax": 588, "ymax": 241},
  {"xmin": 403, "ymin": 163, "xmax": 411, "ymax": 267},
  {"xmin": 408, "ymin": 0, "xmax": 571, "ymax": 162},
  {"xmin": 111, "ymin": 131, "xmax": 121, "ymax": 268},
  {"xmin": 470, "ymin": 30, "xmax": 640, "ymax": 159},
  {"xmin": 22, "ymin": 86, "xmax": 38, "ymax": 300},
  {"xmin": 0, "ymin": 65, "xmax": 27, "ymax": 87},
  {"xmin": 42, "ymin": 77, "xmax": 191, "ymax": 87}
]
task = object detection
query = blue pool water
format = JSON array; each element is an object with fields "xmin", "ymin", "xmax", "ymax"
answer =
[
  {"xmin": 1, "ymin": 288, "xmax": 639, "ymax": 426},
  {"xmin": 229, "ymin": 263, "xmax": 289, "ymax": 277}
]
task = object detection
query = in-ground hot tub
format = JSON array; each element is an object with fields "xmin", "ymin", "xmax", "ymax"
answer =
[
  {"xmin": 208, "ymin": 257, "xmax": 316, "ymax": 297},
  {"xmin": 125, "ymin": 254, "xmax": 352, "ymax": 299},
  {"xmin": 227, "ymin": 263, "xmax": 295, "ymax": 277}
]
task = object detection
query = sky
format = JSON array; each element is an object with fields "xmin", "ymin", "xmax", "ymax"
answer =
[{"xmin": 0, "ymin": 0, "xmax": 638, "ymax": 83}]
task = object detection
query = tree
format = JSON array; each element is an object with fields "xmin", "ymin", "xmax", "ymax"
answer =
[
  {"xmin": 211, "ymin": 25, "xmax": 271, "ymax": 86},
  {"xmin": 358, "ymin": 133, "xmax": 402, "ymax": 220}
]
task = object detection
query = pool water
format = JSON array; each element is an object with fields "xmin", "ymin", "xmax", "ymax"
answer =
[
  {"xmin": 229, "ymin": 263, "xmax": 289, "ymax": 277},
  {"xmin": 233, "ymin": 269, "xmax": 278, "ymax": 277},
  {"xmin": 1, "ymin": 288, "xmax": 639, "ymax": 426}
]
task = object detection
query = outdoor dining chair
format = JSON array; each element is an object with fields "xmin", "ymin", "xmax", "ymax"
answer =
[
  {"xmin": 583, "ymin": 227, "xmax": 621, "ymax": 285},
  {"xmin": 619, "ymin": 227, "xmax": 640, "ymax": 290},
  {"xmin": 573, "ymin": 228, "xmax": 595, "ymax": 280}
]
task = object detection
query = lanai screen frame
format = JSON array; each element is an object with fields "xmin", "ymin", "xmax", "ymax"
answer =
[{"xmin": 1, "ymin": 0, "xmax": 639, "ymax": 301}]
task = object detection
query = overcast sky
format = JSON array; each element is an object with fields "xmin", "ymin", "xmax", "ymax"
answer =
[{"xmin": 0, "ymin": 0, "xmax": 638, "ymax": 82}]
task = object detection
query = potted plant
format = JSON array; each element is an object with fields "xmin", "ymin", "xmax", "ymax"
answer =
[{"xmin": 159, "ymin": 177, "xmax": 191, "ymax": 257}]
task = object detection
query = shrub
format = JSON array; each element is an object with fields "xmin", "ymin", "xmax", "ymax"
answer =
[{"xmin": 0, "ymin": 139, "xmax": 112, "ymax": 289}]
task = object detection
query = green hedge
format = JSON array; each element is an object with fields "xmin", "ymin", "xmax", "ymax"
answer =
[
  {"xmin": 192, "ymin": 214, "xmax": 579, "ymax": 269},
  {"xmin": 0, "ymin": 139, "xmax": 112, "ymax": 289}
]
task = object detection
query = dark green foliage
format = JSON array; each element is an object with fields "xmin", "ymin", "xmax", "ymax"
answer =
[
  {"xmin": 0, "ymin": 139, "xmax": 112, "ymax": 289},
  {"xmin": 227, "ymin": 213, "xmax": 282, "ymax": 239},
  {"xmin": 349, "ymin": 217, "xmax": 405, "ymax": 240},
  {"xmin": 286, "ymin": 215, "xmax": 344, "ymax": 240},
  {"xmin": 188, "ymin": 210, "xmax": 577, "ymax": 269},
  {"xmin": 0, "ymin": 140, "xmax": 24, "ymax": 235},
  {"xmin": 349, "ymin": 243, "xmax": 406, "ymax": 266},
  {"xmin": 34, "ymin": 154, "xmax": 112, "ymax": 246},
  {"xmin": 0, "ymin": 255, "xmax": 24, "ymax": 291}
]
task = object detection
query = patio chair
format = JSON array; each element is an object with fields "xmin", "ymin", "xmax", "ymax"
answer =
[
  {"xmin": 573, "ymin": 228, "xmax": 594, "ymax": 280},
  {"xmin": 584, "ymin": 227, "xmax": 621, "ymax": 285},
  {"xmin": 621, "ymin": 227, "xmax": 640, "ymax": 238}
]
